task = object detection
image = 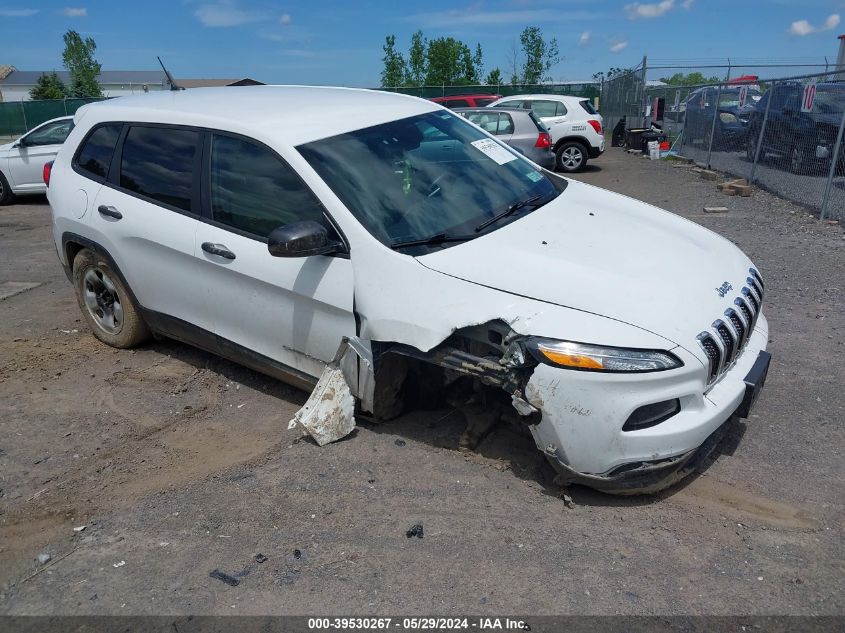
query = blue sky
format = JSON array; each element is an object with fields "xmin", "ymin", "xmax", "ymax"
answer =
[{"xmin": 2, "ymin": 0, "xmax": 845, "ymax": 85}]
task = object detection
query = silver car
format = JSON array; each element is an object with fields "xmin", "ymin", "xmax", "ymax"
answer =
[
  {"xmin": 0, "ymin": 116, "xmax": 74, "ymax": 205},
  {"xmin": 455, "ymin": 107, "xmax": 555, "ymax": 170}
]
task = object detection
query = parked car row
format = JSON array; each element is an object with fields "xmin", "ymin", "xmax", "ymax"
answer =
[
  {"xmin": 432, "ymin": 93, "xmax": 605, "ymax": 172},
  {"xmin": 681, "ymin": 80, "xmax": 845, "ymax": 175}
]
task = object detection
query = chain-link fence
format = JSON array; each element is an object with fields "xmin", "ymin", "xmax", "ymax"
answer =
[
  {"xmin": 644, "ymin": 70, "xmax": 845, "ymax": 222},
  {"xmin": 0, "ymin": 98, "xmax": 105, "ymax": 137},
  {"xmin": 599, "ymin": 58, "xmax": 648, "ymax": 137},
  {"xmin": 380, "ymin": 82, "xmax": 600, "ymax": 101}
]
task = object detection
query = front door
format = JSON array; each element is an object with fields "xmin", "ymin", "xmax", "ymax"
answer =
[
  {"xmin": 194, "ymin": 132, "xmax": 355, "ymax": 381},
  {"xmin": 8, "ymin": 118, "xmax": 74, "ymax": 191}
]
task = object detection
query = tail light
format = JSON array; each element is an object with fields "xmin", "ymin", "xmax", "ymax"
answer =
[
  {"xmin": 43, "ymin": 161, "xmax": 54, "ymax": 186},
  {"xmin": 587, "ymin": 119, "xmax": 602, "ymax": 134},
  {"xmin": 535, "ymin": 132, "xmax": 551, "ymax": 149}
]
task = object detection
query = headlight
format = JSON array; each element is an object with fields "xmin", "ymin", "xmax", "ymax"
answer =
[{"xmin": 526, "ymin": 338, "xmax": 682, "ymax": 373}]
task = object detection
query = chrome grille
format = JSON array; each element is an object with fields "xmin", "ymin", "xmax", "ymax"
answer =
[{"xmin": 697, "ymin": 268, "xmax": 764, "ymax": 386}]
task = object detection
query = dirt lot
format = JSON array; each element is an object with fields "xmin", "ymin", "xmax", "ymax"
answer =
[{"xmin": 1, "ymin": 149, "xmax": 843, "ymax": 616}]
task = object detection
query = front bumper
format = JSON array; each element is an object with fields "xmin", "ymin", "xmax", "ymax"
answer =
[{"xmin": 523, "ymin": 316, "xmax": 769, "ymax": 494}]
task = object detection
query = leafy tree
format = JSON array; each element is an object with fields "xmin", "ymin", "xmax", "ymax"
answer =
[
  {"xmin": 405, "ymin": 30, "xmax": 427, "ymax": 87},
  {"xmin": 472, "ymin": 43, "xmax": 484, "ymax": 82},
  {"xmin": 592, "ymin": 67, "xmax": 626, "ymax": 82},
  {"xmin": 659, "ymin": 72, "xmax": 721, "ymax": 86},
  {"xmin": 518, "ymin": 26, "xmax": 559, "ymax": 84},
  {"xmin": 380, "ymin": 34, "xmax": 407, "ymax": 88},
  {"xmin": 426, "ymin": 37, "xmax": 471, "ymax": 85},
  {"xmin": 485, "ymin": 67, "xmax": 502, "ymax": 86},
  {"xmin": 62, "ymin": 30, "xmax": 103, "ymax": 97},
  {"xmin": 29, "ymin": 71, "xmax": 68, "ymax": 100}
]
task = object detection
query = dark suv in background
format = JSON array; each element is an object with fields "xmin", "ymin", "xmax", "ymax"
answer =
[
  {"xmin": 746, "ymin": 81, "xmax": 845, "ymax": 174},
  {"xmin": 684, "ymin": 86, "xmax": 761, "ymax": 150}
]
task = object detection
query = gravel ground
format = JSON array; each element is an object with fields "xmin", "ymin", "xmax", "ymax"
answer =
[{"xmin": 0, "ymin": 148, "xmax": 843, "ymax": 616}]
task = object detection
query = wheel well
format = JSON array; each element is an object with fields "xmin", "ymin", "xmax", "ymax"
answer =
[
  {"xmin": 66, "ymin": 240, "xmax": 85, "ymax": 267},
  {"xmin": 553, "ymin": 137, "xmax": 590, "ymax": 152}
]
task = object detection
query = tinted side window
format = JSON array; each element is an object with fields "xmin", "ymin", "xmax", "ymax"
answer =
[
  {"xmin": 555, "ymin": 101, "xmax": 568, "ymax": 116},
  {"xmin": 210, "ymin": 134, "xmax": 326, "ymax": 238},
  {"xmin": 443, "ymin": 99, "xmax": 470, "ymax": 109},
  {"xmin": 120, "ymin": 126, "xmax": 198, "ymax": 212},
  {"xmin": 474, "ymin": 98, "xmax": 496, "ymax": 107},
  {"xmin": 579, "ymin": 100, "xmax": 597, "ymax": 115},
  {"xmin": 75, "ymin": 124, "xmax": 122, "ymax": 179}
]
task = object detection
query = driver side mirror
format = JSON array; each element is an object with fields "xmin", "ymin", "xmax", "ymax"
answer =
[
  {"xmin": 13, "ymin": 137, "xmax": 27, "ymax": 148},
  {"xmin": 267, "ymin": 220, "xmax": 343, "ymax": 258}
]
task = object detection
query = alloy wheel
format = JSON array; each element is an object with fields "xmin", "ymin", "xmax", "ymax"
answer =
[
  {"xmin": 82, "ymin": 267, "xmax": 124, "ymax": 334},
  {"xmin": 560, "ymin": 146, "xmax": 584, "ymax": 170}
]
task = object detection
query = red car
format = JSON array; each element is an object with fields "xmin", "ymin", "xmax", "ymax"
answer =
[{"xmin": 430, "ymin": 94, "xmax": 502, "ymax": 109}]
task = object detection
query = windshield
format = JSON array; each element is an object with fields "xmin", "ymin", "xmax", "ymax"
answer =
[
  {"xmin": 813, "ymin": 87, "xmax": 845, "ymax": 114},
  {"xmin": 298, "ymin": 111, "xmax": 562, "ymax": 250}
]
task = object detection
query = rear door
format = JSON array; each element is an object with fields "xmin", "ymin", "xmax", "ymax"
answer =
[
  {"xmin": 525, "ymin": 99, "xmax": 567, "ymax": 127},
  {"xmin": 7, "ymin": 118, "xmax": 74, "ymax": 191},
  {"xmin": 86, "ymin": 123, "xmax": 209, "ymax": 331},
  {"xmin": 194, "ymin": 132, "xmax": 355, "ymax": 380}
]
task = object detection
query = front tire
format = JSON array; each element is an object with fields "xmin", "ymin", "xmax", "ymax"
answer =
[
  {"xmin": 556, "ymin": 142, "xmax": 588, "ymax": 173},
  {"xmin": 0, "ymin": 171, "xmax": 15, "ymax": 206},
  {"xmin": 72, "ymin": 248, "xmax": 150, "ymax": 348}
]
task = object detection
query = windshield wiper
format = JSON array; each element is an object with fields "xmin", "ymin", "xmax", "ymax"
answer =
[
  {"xmin": 389, "ymin": 232, "xmax": 475, "ymax": 250},
  {"xmin": 474, "ymin": 194, "xmax": 544, "ymax": 233}
]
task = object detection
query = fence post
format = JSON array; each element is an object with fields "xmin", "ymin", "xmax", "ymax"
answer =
[
  {"xmin": 749, "ymin": 80, "xmax": 776, "ymax": 186},
  {"xmin": 638, "ymin": 56, "xmax": 648, "ymax": 128},
  {"xmin": 63, "ymin": 98, "xmax": 68, "ymax": 116},
  {"xmin": 705, "ymin": 83, "xmax": 722, "ymax": 169},
  {"xmin": 820, "ymin": 106, "xmax": 845, "ymax": 221}
]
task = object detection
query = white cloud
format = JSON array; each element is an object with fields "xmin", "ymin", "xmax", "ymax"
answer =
[
  {"xmin": 279, "ymin": 13, "xmax": 291, "ymax": 25},
  {"xmin": 578, "ymin": 31, "xmax": 591, "ymax": 46},
  {"xmin": 0, "ymin": 8, "xmax": 39, "ymax": 16},
  {"xmin": 625, "ymin": 0, "xmax": 674, "ymax": 19},
  {"xmin": 62, "ymin": 7, "xmax": 87, "ymax": 17},
  {"xmin": 610, "ymin": 40, "xmax": 629, "ymax": 53},
  {"xmin": 195, "ymin": 1, "xmax": 260, "ymax": 27},
  {"xmin": 681, "ymin": 0, "xmax": 693, "ymax": 8},
  {"xmin": 789, "ymin": 13, "xmax": 840, "ymax": 36}
]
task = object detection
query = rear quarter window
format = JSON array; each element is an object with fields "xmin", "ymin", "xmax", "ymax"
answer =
[
  {"xmin": 579, "ymin": 99, "xmax": 598, "ymax": 115},
  {"xmin": 74, "ymin": 124, "xmax": 122, "ymax": 180}
]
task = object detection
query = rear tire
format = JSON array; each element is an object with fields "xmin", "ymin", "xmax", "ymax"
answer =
[
  {"xmin": 72, "ymin": 248, "xmax": 150, "ymax": 349},
  {"xmin": 0, "ymin": 171, "xmax": 16, "ymax": 206},
  {"xmin": 556, "ymin": 142, "xmax": 588, "ymax": 173}
]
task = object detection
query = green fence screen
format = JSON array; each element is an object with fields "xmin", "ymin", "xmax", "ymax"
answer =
[
  {"xmin": 0, "ymin": 98, "xmax": 106, "ymax": 137},
  {"xmin": 378, "ymin": 83, "xmax": 600, "ymax": 100}
]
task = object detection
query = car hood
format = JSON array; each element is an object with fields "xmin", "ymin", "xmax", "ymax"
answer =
[{"xmin": 416, "ymin": 179, "xmax": 757, "ymax": 348}]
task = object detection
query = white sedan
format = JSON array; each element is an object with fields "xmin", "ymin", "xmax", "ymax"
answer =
[{"xmin": 0, "ymin": 116, "xmax": 74, "ymax": 205}]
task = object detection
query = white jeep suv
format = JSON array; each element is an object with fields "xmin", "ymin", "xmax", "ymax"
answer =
[
  {"xmin": 48, "ymin": 87, "xmax": 770, "ymax": 494},
  {"xmin": 488, "ymin": 94, "xmax": 605, "ymax": 172}
]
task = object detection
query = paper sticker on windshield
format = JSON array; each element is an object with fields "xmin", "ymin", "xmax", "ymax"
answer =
[
  {"xmin": 471, "ymin": 139, "xmax": 517, "ymax": 165},
  {"xmin": 525, "ymin": 170, "xmax": 543, "ymax": 182}
]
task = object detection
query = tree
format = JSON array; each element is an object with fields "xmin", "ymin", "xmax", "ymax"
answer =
[
  {"xmin": 592, "ymin": 67, "xmax": 625, "ymax": 83},
  {"xmin": 472, "ymin": 43, "xmax": 484, "ymax": 82},
  {"xmin": 62, "ymin": 30, "xmax": 103, "ymax": 97},
  {"xmin": 405, "ymin": 30, "xmax": 427, "ymax": 87},
  {"xmin": 485, "ymin": 67, "xmax": 502, "ymax": 86},
  {"xmin": 659, "ymin": 72, "xmax": 721, "ymax": 86},
  {"xmin": 426, "ymin": 37, "xmax": 471, "ymax": 85},
  {"xmin": 518, "ymin": 26, "xmax": 559, "ymax": 84},
  {"xmin": 29, "ymin": 71, "xmax": 68, "ymax": 100},
  {"xmin": 380, "ymin": 34, "xmax": 407, "ymax": 88}
]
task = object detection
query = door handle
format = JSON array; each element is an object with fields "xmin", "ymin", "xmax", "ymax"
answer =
[
  {"xmin": 97, "ymin": 205, "xmax": 122, "ymax": 220},
  {"xmin": 201, "ymin": 242, "xmax": 236, "ymax": 260}
]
